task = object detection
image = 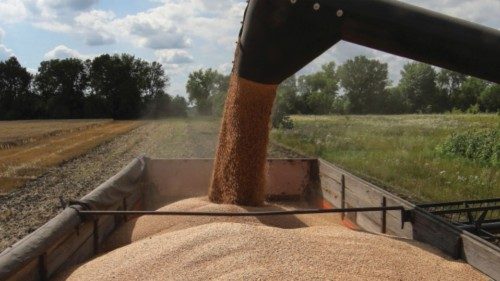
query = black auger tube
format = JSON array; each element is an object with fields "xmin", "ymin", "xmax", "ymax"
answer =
[
  {"xmin": 333, "ymin": 0, "xmax": 500, "ymax": 84},
  {"xmin": 238, "ymin": 0, "xmax": 500, "ymax": 85}
]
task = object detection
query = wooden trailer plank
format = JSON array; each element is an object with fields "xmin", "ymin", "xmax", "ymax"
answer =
[
  {"xmin": 6, "ymin": 258, "xmax": 39, "ymax": 281},
  {"xmin": 317, "ymin": 160, "xmax": 343, "ymax": 181},
  {"xmin": 317, "ymin": 174, "xmax": 342, "ymax": 207},
  {"xmin": 318, "ymin": 159, "xmax": 414, "ymax": 238},
  {"xmin": 411, "ymin": 208, "xmax": 462, "ymax": 259},
  {"xmin": 356, "ymin": 212, "xmax": 383, "ymax": 233},
  {"xmin": 461, "ymin": 232, "xmax": 500, "ymax": 280},
  {"xmin": 319, "ymin": 159, "xmax": 414, "ymax": 207}
]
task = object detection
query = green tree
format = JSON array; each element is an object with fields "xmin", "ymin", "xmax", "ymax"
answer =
[
  {"xmin": 35, "ymin": 58, "xmax": 88, "ymax": 118},
  {"xmin": 454, "ymin": 77, "xmax": 488, "ymax": 111},
  {"xmin": 0, "ymin": 57, "xmax": 37, "ymax": 119},
  {"xmin": 209, "ymin": 74, "xmax": 230, "ymax": 117},
  {"xmin": 298, "ymin": 62, "xmax": 339, "ymax": 114},
  {"xmin": 338, "ymin": 56, "xmax": 389, "ymax": 114},
  {"xmin": 436, "ymin": 69, "xmax": 466, "ymax": 110},
  {"xmin": 169, "ymin": 95, "xmax": 189, "ymax": 117},
  {"xmin": 383, "ymin": 87, "xmax": 411, "ymax": 114},
  {"xmin": 89, "ymin": 54, "xmax": 148, "ymax": 119},
  {"xmin": 331, "ymin": 95, "xmax": 350, "ymax": 115},
  {"xmin": 272, "ymin": 75, "xmax": 298, "ymax": 128},
  {"xmin": 143, "ymin": 61, "xmax": 172, "ymax": 118},
  {"xmin": 398, "ymin": 62, "xmax": 438, "ymax": 113},
  {"xmin": 186, "ymin": 68, "xmax": 227, "ymax": 115},
  {"xmin": 479, "ymin": 84, "xmax": 500, "ymax": 112}
]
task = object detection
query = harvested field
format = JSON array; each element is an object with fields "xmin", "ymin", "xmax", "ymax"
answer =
[
  {"xmin": 0, "ymin": 120, "xmax": 142, "ymax": 194},
  {"xmin": 0, "ymin": 120, "xmax": 109, "ymax": 149},
  {"xmin": 0, "ymin": 119, "xmax": 302, "ymax": 252},
  {"xmin": 57, "ymin": 197, "xmax": 486, "ymax": 281}
]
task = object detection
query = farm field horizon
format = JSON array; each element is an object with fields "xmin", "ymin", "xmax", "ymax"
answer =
[{"xmin": 0, "ymin": 114, "xmax": 497, "ymax": 201}]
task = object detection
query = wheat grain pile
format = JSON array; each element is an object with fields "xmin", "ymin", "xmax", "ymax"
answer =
[
  {"xmin": 56, "ymin": 197, "xmax": 486, "ymax": 281},
  {"xmin": 103, "ymin": 197, "xmax": 339, "ymax": 251}
]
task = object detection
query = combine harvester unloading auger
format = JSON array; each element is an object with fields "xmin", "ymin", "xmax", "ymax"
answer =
[
  {"xmin": 0, "ymin": 1, "xmax": 499, "ymax": 280},
  {"xmin": 210, "ymin": 0, "xmax": 500, "ymax": 206}
]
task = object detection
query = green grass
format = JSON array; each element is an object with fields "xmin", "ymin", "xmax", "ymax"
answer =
[{"xmin": 271, "ymin": 114, "xmax": 499, "ymax": 203}]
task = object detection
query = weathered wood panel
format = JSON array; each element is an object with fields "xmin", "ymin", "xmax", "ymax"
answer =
[
  {"xmin": 318, "ymin": 159, "xmax": 413, "ymax": 238},
  {"xmin": 461, "ymin": 232, "xmax": 500, "ymax": 280},
  {"xmin": 45, "ymin": 200, "xmax": 126, "ymax": 279},
  {"xmin": 6, "ymin": 258, "xmax": 39, "ymax": 281},
  {"xmin": 411, "ymin": 208, "xmax": 462, "ymax": 259},
  {"xmin": 356, "ymin": 212, "xmax": 383, "ymax": 233},
  {"xmin": 317, "ymin": 173, "xmax": 342, "ymax": 207},
  {"xmin": 146, "ymin": 158, "xmax": 317, "ymax": 208}
]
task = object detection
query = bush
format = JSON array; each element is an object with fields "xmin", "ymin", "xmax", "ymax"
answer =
[
  {"xmin": 437, "ymin": 129, "xmax": 499, "ymax": 166},
  {"xmin": 466, "ymin": 104, "xmax": 480, "ymax": 114},
  {"xmin": 479, "ymin": 84, "xmax": 500, "ymax": 113},
  {"xmin": 271, "ymin": 107, "xmax": 294, "ymax": 129},
  {"xmin": 331, "ymin": 96, "xmax": 349, "ymax": 115},
  {"xmin": 271, "ymin": 101, "xmax": 294, "ymax": 129}
]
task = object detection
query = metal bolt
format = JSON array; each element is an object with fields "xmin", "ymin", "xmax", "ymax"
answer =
[
  {"xmin": 336, "ymin": 9, "xmax": 344, "ymax": 17},
  {"xmin": 313, "ymin": 3, "xmax": 320, "ymax": 10},
  {"xmin": 290, "ymin": 0, "xmax": 297, "ymax": 4}
]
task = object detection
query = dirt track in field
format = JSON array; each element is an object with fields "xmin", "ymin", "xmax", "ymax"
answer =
[{"xmin": 0, "ymin": 119, "xmax": 302, "ymax": 252}]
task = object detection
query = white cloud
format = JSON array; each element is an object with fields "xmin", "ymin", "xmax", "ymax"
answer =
[
  {"xmin": 117, "ymin": 6, "xmax": 193, "ymax": 50},
  {"xmin": 0, "ymin": 27, "xmax": 15, "ymax": 61},
  {"xmin": 74, "ymin": 10, "xmax": 116, "ymax": 45},
  {"xmin": 407, "ymin": 0, "xmax": 500, "ymax": 29},
  {"xmin": 0, "ymin": 0, "xmax": 28, "ymax": 23},
  {"xmin": 0, "ymin": 28, "xmax": 15, "ymax": 60},
  {"xmin": 155, "ymin": 50, "xmax": 193, "ymax": 65},
  {"xmin": 43, "ymin": 45, "xmax": 89, "ymax": 60},
  {"xmin": 130, "ymin": 22, "xmax": 190, "ymax": 49},
  {"xmin": 217, "ymin": 62, "xmax": 233, "ymax": 75},
  {"xmin": 41, "ymin": 0, "xmax": 98, "ymax": 11},
  {"xmin": 0, "ymin": 45, "xmax": 15, "ymax": 60}
]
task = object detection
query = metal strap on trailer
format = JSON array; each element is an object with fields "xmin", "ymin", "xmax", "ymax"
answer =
[{"xmin": 76, "ymin": 206, "xmax": 413, "ymax": 229}]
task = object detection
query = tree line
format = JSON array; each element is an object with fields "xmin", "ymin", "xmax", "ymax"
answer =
[
  {"xmin": 0, "ymin": 55, "xmax": 188, "ymax": 120},
  {"xmin": 274, "ymin": 56, "xmax": 499, "ymax": 123},
  {"xmin": 186, "ymin": 56, "xmax": 499, "ymax": 127},
  {"xmin": 3, "ymin": 54, "xmax": 498, "ymax": 121}
]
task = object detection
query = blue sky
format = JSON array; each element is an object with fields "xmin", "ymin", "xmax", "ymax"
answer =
[{"xmin": 0, "ymin": 0, "xmax": 499, "ymax": 97}]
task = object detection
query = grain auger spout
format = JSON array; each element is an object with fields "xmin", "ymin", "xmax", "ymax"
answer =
[{"xmin": 209, "ymin": 0, "xmax": 500, "ymax": 206}]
